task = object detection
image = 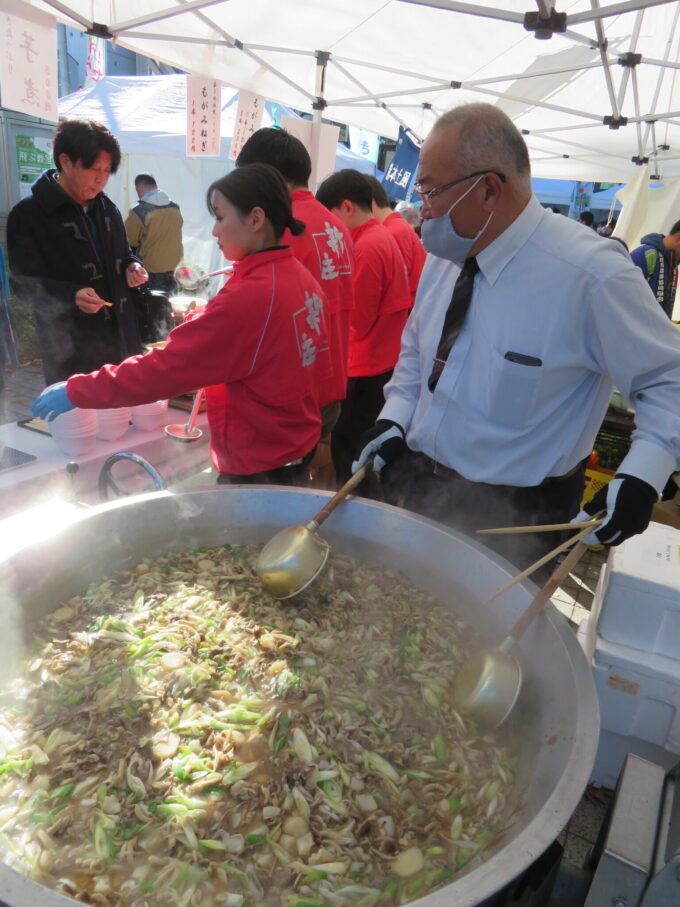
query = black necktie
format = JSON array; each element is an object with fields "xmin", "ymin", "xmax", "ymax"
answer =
[{"xmin": 428, "ymin": 256, "xmax": 479, "ymax": 393}]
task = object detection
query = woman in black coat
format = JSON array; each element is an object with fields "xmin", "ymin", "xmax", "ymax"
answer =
[{"xmin": 7, "ymin": 119, "xmax": 149, "ymax": 384}]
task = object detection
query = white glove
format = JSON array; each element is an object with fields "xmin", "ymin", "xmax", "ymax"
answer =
[
  {"xmin": 573, "ymin": 473, "xmax": 658, "ymax": 546},
  {"xmin": 351, "ymin": 420, "xmax": 406, "ymax": 474}
]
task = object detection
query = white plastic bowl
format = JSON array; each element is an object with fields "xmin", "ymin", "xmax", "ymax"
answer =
[
  {"xmin": 49, "ymin": 410, "xmax": 98, "ymax": 456},
  {"xmin": 50, "ymin": 409, "xmax": 98, "ymax": 432},
  {"xmin": 50, "ymin": 433, "xmax": 98, "ymax": 457},
  {"xmin": 131, "ymin": 401, "xmax": 168, "ymax": 432},
  {"xmin": 97, "ymin": 408, "xmax": 131, "ymax": 441}
]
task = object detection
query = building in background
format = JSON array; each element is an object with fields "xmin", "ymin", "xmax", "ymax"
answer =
[{"xmin": 57, "ymin": 26, "xmax": 180, "ymax": 96}]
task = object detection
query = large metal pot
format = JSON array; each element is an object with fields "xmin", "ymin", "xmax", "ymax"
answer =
[{"xmin": 0, "ymin": 487, "xmax": 599, "ymax": 907}]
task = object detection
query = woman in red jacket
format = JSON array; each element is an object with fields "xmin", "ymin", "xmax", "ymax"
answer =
[{"xmin": 32, "ymin": 163, "xmax": 331, "ymax": 485}]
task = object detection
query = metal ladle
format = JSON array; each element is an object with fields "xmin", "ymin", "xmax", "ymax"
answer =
[
  {"xmin": 256, "ymin": 463, "xmax": 369, "ymax": 599},
  {"xmin": 164, "ymin": 389, "xmax": 204, "ymax": 442},
  {"xmin": 174, "ymin": 264, "xmax": 234, "ymax": 291},
  {"xmin": 453, "ymin": 538, "xmax": 590, "ymax": 730}
]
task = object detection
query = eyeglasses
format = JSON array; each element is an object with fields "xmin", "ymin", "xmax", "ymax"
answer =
[{"xmin": 413, "ymin": 170, "xmax": 506, "ymax": 203}]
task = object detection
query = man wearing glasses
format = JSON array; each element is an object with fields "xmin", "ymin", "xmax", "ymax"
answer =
[{"xmin": 353, "ymin": 102, "xmax": 680, "ymax": 571}]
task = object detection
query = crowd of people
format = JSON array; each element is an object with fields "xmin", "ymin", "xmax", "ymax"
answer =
[{"xmin": 14, "ymin": 105, "xmax": 680, "ymax": 574}]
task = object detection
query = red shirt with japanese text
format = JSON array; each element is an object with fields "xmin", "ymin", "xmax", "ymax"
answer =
[
  {"xmin": 348, "ymin": 218, "xmax": 411, "ymax": 378},
  {"xmin": 67, "ymin": 247, "xmax": 330, "ymax": 475},
  {"xmin": 286, "ymin": 190, "xmax": 355, "ymax": 406},
  {"xmin": 383, "ymin": 211, "xmax": 426, "ymax": 308}
]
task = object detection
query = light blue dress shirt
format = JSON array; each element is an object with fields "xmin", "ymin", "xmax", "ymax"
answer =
[{"xmin": 381, "ymin": 195, "xmax": 680, "ymax": 492}]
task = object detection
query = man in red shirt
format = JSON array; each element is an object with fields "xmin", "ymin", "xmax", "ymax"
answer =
[
  {"xmin": 316, "ymin": 169, "xmax": 411, "ymax": 483},
  {"xmin": 237, "ymin": 128, "xmax": 355, "ymax": 487},
  {"xmin": 365, "ymin": 175, "xmax": 426, "ymax": 309}
]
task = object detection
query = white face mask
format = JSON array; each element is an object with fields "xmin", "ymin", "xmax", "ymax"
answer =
[{"xmin": 420, "ymin": 175, "xmax": 493, "ymax": 266}]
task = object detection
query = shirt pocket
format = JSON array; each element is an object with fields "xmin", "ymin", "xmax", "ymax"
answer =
[{"xmin": 483, "ymin": 348, "xmax": 544, "ymax": 428}]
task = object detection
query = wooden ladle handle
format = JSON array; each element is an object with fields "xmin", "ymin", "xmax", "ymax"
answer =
[
  {"xmin": 307, "ymin": 463, "xmax": 369, "ymax": 531},
  {"xmin": 503, "ymin": 538, "xmax": 590, "ymax": 647}
]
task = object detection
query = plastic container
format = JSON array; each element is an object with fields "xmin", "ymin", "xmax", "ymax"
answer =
[
  {"xmin": 578, "ymin": 615, "xmax": 680, "ymax": 787},
  {"xmin": 591, "ymin": 521, "xmax": 680, "ymax": 659},
  {"xmin": 131, "ymin": 400, "xmax": 168, "ymax": 432},
  {"xmin": 96, "ymin": 408, "xmax": 131, "ymax": 441}
]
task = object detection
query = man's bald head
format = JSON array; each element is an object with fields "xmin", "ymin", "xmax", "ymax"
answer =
[{"xmin": 430, "ymin": 104, "xmax": 532, "ymax": 194}]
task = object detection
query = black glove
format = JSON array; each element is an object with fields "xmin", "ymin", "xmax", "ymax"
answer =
[
  {"xmin": 351, "ymin": 420, "xmax": 406, "ymax": 474},
  {"xmin": 574, "ymin": 473, "xmax": 658, "ymax": 546}
]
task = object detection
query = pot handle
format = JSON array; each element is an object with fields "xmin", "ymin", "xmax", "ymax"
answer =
[{"xmin": 98, "ymin": 452, "xmax": 167, "ymax": 501}]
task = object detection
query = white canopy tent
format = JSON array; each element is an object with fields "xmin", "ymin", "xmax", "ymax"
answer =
[
  {"xmin": 22, "ymin": 0, "xmax": 680, "ymax": 184},
  {"xmin": 57, "ymin": 75, "xmax": 375, "ymax": 271}
]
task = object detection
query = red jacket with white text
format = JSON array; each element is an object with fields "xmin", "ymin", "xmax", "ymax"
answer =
[
  {"xmin": 383, "ymin": 211, "xmax": 426, "ymax": 308},
  {"xmin": 286, "ymin": 189, "xmax": 355, "ymax": 407},
  {"xmin": 348, "ymin": 218, "xmax": 410, "ymax": 377},
  {"xmin": 67, "ymin": 247, "xmax": 330, "ymax": 475}
]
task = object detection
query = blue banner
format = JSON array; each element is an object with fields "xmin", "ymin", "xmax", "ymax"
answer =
[{"xmin": 382, "ymin": 127, "xmax": 420, "ymax": 201}]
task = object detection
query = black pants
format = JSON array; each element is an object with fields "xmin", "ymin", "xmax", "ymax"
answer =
[
  {"xmin": 217, "ymin": 448, "xmax": 316, "ymax": 486},
  {"xmin": 331, "ymin": 369, "xmax": 393, "ymax": 485},
  {"xmin": 380, "ymin": 450, "xmax": 586, "ymax": 579}
]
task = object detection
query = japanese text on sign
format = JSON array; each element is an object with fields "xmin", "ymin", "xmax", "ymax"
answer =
[
  {"xmin": 0, "ymin": 0, "xmax": 57, "ymax": 121},
  {"xmin": 382, "ymin": 126, "xmax": 420, "ymax": 202},
  {"xmin": 186, "ymin": 75, "xmax": 221, "ymax": 157},
  {"xmin": 229, "ymin": 90, "xmax": 265, "ymax": 161}
]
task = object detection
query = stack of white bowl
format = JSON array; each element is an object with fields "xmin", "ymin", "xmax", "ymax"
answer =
[
  {"xmin": 96, "ymin": 407, "xmax": 131, "ymax": 441},
  {"xmin": 131, "ymin": 400, "xmax": 168, "ymax": 432},
  {"xmin": 50, "ymin": 409, "xmax": 98, "ymax": 456}
]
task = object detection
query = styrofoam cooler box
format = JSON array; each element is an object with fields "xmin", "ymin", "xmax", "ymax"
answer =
[
  {"xmin": 591, "ymin": 521, "xmax": 680, "ymax": 658},
  {"xmin": 577, "ymin": 615, "xmax": 680, "ymax": 787}
]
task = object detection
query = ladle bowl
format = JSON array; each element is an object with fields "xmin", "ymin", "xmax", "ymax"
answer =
[
  {"xmin": 453, "ymin": 643, "xmax": 522, "ymax": 729},
  {"xmin": 256, "ymin": 463, "xmax": 368, "ymax": 598},
  {"xmin": 174, "ymin": 264, "xmax": 234, "ymax": 292},
  {"xmin": 255, "ymin": 523, "xmax": 330, "ymax": 599},
  {"xmin": 453, "ymin": 538, "xmax": 591, "ymax": 729}
]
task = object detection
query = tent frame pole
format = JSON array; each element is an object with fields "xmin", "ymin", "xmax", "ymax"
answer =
[
  {"xmin": 310, "ymin": 50, "xmax": 329, "ymax": 191},
  {"xmin": 112, "ymin": 0, "xmax": 224, "ymax": 34}
]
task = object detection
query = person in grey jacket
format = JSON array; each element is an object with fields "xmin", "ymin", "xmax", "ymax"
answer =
[{"xmin": 125, "ymin": 174, "xmax": 183, "ymax": 294}]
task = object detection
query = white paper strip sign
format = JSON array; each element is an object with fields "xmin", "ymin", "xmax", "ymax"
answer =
[
  {"xmin": 84, "ymin": 35, "xmax": 105, "ymax": 87},
  {"xmin": 281, "ymin": 116, "xmax": 339, "ymax": 188},
  {"xmin": 186, "ymin": 76, "xmax": 221, "ymax": 157},
  {"xmin": 229, "ymin": 90, "xmax": 265, "ymax": 161},
  {"xmin": 0, "ymin": 0, "xmax": 57, "ymax": 121}
]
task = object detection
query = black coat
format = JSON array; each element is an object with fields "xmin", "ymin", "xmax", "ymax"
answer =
[{"xmin": 7, "ymin": 169, "xmax": 144, "ymax": 384}]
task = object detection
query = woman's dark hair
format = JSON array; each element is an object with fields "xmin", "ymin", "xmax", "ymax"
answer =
[
  {"xmin": 236, "ymin": 128, "xmax": 312, "ymax": 189},
  {"xmin": 207, "ymin": 163, "xmax": 305, "ymax": 240},
  {"xmin": 53, "ymin": 119, "xmax": 121, "ymax": 172},
  {"xmin": 316, "ymin": 169, "xmax": 373, "ymax": 212}
]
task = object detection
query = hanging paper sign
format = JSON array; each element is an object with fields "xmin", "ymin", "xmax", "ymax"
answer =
[
  {"xmin": 0, "ymin": 0, "xmax": 57, "ymax": 121},
  {"xmin": 281, "ymin": 116, "xmax": 339, "ymax": 188},
  {"xmin": 84, "ymin": 35, "xmax": 105, "ymax": 87},
  {"xmin": 229, "ymin": 90, "xmax": 265, "ymax": 161},
  {"xmin": 382, "ymin": 127, "xmax": 419, "ymax": 202},
  {"xmin": 348, "ymin": 126, "xmax": 380, "ymax": 165},
  {"xmin": 186, "ymin": 76, "xmax": 221, "ymax": 157}
]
